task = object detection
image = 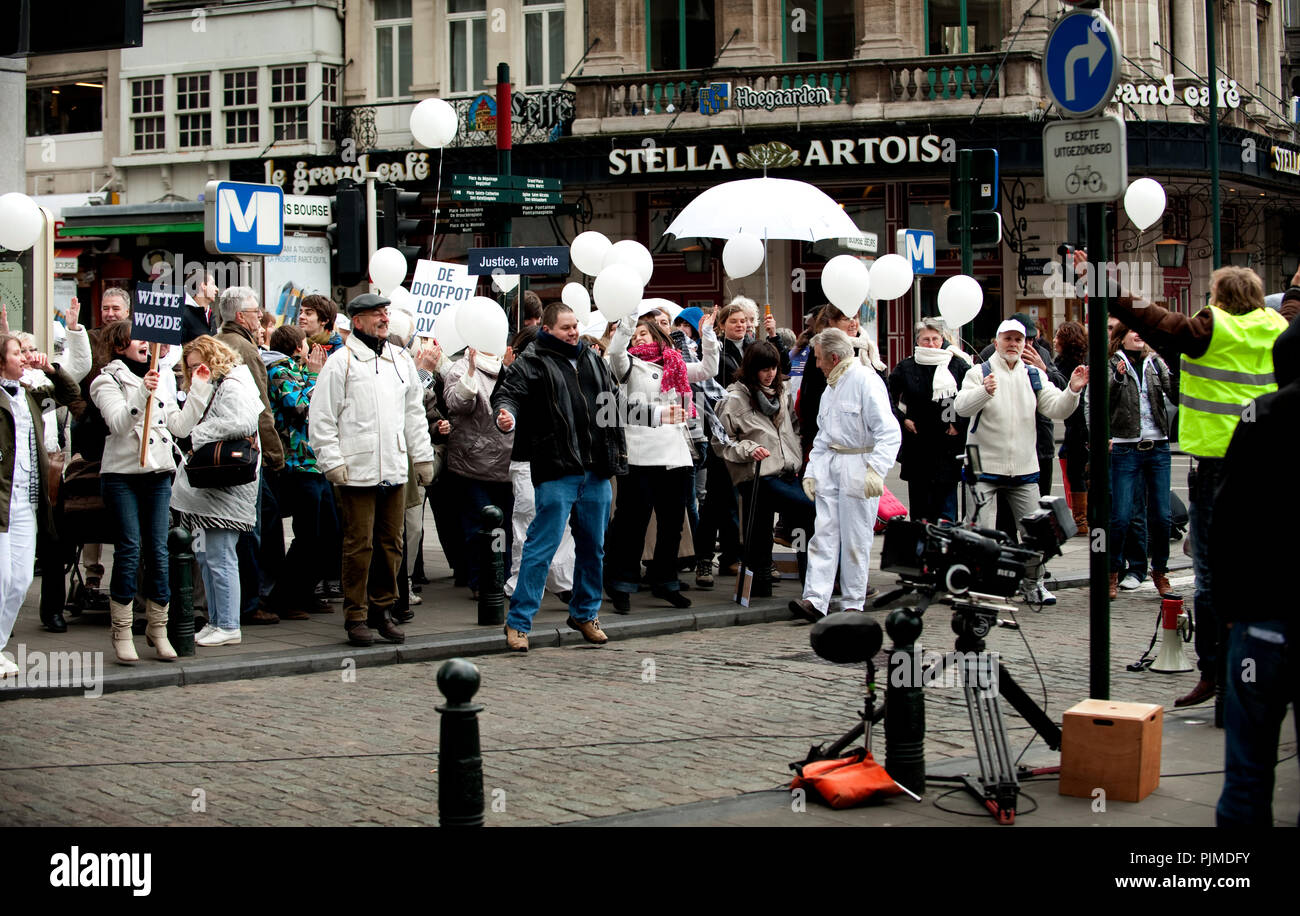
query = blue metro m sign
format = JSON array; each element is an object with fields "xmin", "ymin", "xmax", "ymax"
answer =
[{"xmin": 204, "ymin": 180, "xmax": 284, "ymax": 256}]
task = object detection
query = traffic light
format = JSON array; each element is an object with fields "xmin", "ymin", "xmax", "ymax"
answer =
[
  {"xmin": 947, "ymin": 148, "xmax": 1001, "ymax": 250},
  {"xmin": 329, "ymin": 178, "xmax": 365, "ymax": 288},
  {"xmin": 379, "ymin": 183, "xmax": 423, "ymax": 271}
]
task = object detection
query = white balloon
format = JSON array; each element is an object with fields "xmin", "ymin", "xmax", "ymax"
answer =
[
  {"xmin": 561, "ymin": 282, "xmax": 591, "ymax": 321},
  {"xmin": 433, "ymin": 305, "xmax": 466, "ymax": 355},
  {"xmin": 601, "ymin": 239, "xmax": 654, "ymax": 285},
  {"xmin": 820, "ymin": 254, "xmax": 872, "ymax": 314},
  {"xmin": 722, "ymin": 233, "xmax": 765, "ymax": 279},
  {"xmin": 387, "ymin": 286, "xmax": 415, "ymax": 312},
  {"xmin": 0, "ymin": 193, "xmax": 43, "ymax": 252},
  {"xmin": 369, "ymin": 247, "xmax": 408, "ymax": 295},
  {"xmin": 937, "ymin": 275, "xmax": 984, "ymax": 329},
  {"xmin": 387, "ymin": 307, "xmax": 415, "ymax": 345},
  {"xmin": 592, "ymin": 263, "xmax": 645, "ymax": 320},
  {"xmin": 492, "ymin": 271, "xmax": 519, "ymax": 293},
  {"xmin": 456, "ymin": 296, "xmax": 509, "ymax": 354},
  {"xmin": 571, "ymin": 231, "xmax": 612, "ymax": 277},
  {"xmin": 580, "ymin": 309, "xmax": 609, "ymax": 338},
  {"xmin": 1124, "ymin": 178, "xmax": 1167, "ymax": 232},
  {"xmin": 870, "ymin": 253, "xmax": 914, "ymax": 301},
  {"xmin": 409, "ymin": 98, "xmax": 458, "ymax": 149}
]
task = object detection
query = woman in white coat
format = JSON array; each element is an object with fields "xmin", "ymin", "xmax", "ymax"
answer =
[{"xmin": 604, "ymin": 310, "xmax": 718, "ymax": 612}]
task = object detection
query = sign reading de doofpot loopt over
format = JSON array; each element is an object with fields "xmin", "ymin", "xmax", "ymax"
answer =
[{"xmin": 1043, "ymin": 115, "xmax": 1128, "ymax": 204}]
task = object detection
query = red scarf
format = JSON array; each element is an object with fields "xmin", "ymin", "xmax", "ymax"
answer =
[{"xmin": 628, "ymin": 342, "xmax": 696, "ymax": 416}]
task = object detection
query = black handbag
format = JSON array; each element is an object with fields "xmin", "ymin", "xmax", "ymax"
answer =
[{"xmin": 184, "ymin": 377, "xmax": 260, "ymax": 488}]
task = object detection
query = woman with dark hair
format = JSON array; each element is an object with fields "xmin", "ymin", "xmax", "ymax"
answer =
[
  {"xmin": 605, "ymin": 310, "xmax": 718, "ymax": 611},
  {"xmin": 89, "ymin": 320, "xmax": 179, "ymax": 663},
  {"xmin": 1106, "ymin": 321, "xmax": 1174, "ymax": 599},
  {"xmin": 888, "ymin": 318, "xmax": 971, "ymax": 523},
  {"xmin": 1053, "ymin": 320, "xmax": 1090, "ymax": 533},
  {"xmin": 716, "ymin": 340, "xmax": 813, "ymax": 597}
]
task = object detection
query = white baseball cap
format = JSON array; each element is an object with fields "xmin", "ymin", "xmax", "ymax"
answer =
[
  {"xmin": 335, "ymin": 314, "xmax": 351, "ymax": 332},
  {"xmin": 996, "ymin": 319, "xmax": 1027, "ymax": 337}
]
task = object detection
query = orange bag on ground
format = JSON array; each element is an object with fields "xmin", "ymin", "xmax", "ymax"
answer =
[{"xmin": 790, "ymin": 751, "xmax": 904, "ymax": 809}]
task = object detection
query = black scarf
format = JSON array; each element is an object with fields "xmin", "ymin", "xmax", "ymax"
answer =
[
  {"xmin": 352, "ymin": 326, "xmax": 385, "ymax": 357},
  {"xmin": 122, "ymin": 357, "xmax": 151, "ymax": 378},
  {"xmin": 1123, "ymin": 348, "xmax": 1145, "ymax": 374},
  {"xmin": 0, "ymin": 379, "xmax": 19, "ymax": 397},
  {"xmin": 537, "ymin": 329, "xmax": 581, "ymax": 361}
]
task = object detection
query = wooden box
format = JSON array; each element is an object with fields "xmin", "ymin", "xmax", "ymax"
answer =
[{"xmin": 1059, "ymin": 699, "xmax": 1163, "ymax": 803}]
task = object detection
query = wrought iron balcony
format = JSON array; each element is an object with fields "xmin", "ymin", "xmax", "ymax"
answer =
[{"xmin": 333, "ymin": 90, "xmax": 576, "ymax": 154}]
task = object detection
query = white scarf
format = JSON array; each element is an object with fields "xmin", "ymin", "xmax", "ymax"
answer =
[
  {"xmin": 914, "ymin": 346, "xmax": 958, "ymax": 401},
  {"xmin": 850, "ymin": 333, "xmax": 887, "ymax": 372}
]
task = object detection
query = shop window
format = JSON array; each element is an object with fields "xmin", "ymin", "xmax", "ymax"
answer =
[
  {"xmin": 782, "ymin": 0, "xmax": 854, "ymax": 63},
  {"xmin": 131, "ymin": 77, "xmax": 165, "ymax": 152},
  {"xmin": 271, "ymin": 66, "xmax": 309, "ymax": 142},
  {"xmin": 222, "ymin": 69, "xmax": 259, "ymax": 146},
  {"xmin": 448, "ymin": 0, "xmax": 486, "ymax": 95},
  {"xmin": 377, "ymin": 0, "xmax": 414, "ymax": 99},
  {"xmin": 647, "ymin": 0, "xmax": 716, "ymax": 72},
  {"xmin": 525, "ymin": 0, "xmax": 565, "ymax": 88},
  {"xmin": 26, "ymin": 81, "xmax": 103, "ymax": 136},
  {"xmin": 926, "ymin": 0, "xmax": 1002, "ymax": 55}
]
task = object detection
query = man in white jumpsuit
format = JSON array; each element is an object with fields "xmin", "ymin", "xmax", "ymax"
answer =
[{"xmin": 790, "ymin": 328, "xmax": 901, "ymax": 621}]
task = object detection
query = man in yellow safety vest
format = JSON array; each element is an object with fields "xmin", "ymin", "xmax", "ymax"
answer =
[{"xmin": 1106, "ymin": 262, "xmax": 1295, "ymax": 709}]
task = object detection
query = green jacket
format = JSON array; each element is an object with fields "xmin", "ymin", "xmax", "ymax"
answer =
[{"xmin": 0, "ymin": 387, "xmax": 55, "ymax": 534}]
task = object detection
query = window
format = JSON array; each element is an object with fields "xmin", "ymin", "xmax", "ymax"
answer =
[
  {"xmin": 782, "ymin": 0, "xmax": 854, "ymax": 63},
  {"xmin": 26, "ymin": 81, "xmax": 103, "ymax": 136},
  {"xmin": 524, "ymin": 0, "xmax": 565, "ymax": 88},
  {"xmin": 271, "ymin": 65, "xmax": 309, "ymax": 142},
  {"xmin": 322, "ymin": 64, "xmax": 340, "ymax": 142},
  {"xmin": 648, "ymin": 0, "xmax": 716, "ymax": 71},
  {"xmin": 176, "ymin": 73, "xmax": 211, "ymax": 148},
  {"xmin": 448, "ymin": 0, "xmax": 486, "ymax": 94},
  {"xmin": 1286, "ymin": 0, "xmax": 1300, "ymax": 28},
  {"xmin": 131, "ymin": 77, "xmax": 165, "ymax": 151},
  {"xmin": 376, "ymin": 0, "xmax": 413, "ymax": 99},
  {"xmin": 222, "ymin": 69, "xmax": 259, "ymax": 145},
  {"xmin": 926, "ymin": 0, "xmax": 1003, "ymax": 55}
]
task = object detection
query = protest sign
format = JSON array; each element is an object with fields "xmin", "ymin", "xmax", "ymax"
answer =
[
  {"xmin": 132, "ymin": 282, "xmax": 184, "ymax": 346},
  {"xmin": 409, "ymin": 259, "xmax": 478, "ymax": 337}
]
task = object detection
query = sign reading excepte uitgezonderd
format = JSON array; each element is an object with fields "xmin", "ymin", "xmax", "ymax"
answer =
[
  {"xmin": 1042, "ymin": 115, "xmax": 1128, "ymax": 204},
  {"xmin": 131, "ymin": 282, "xmax": 184, "ymax": 346}
]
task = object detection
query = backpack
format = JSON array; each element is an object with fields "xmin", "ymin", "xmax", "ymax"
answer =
[{"xmin": 969, "ymin": 361, "xmax": 1042, "ymax": 434}]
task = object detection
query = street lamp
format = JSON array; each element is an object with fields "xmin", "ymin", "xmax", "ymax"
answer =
[
  {"xmin": 1226, "ymin": 248, "xmax": 1253, "ymax": 269},
  {"xmin": 682, "ymin": 243, "xmax": 711, "ymax": 273},
  {"xmin": 1282, "ymin": 252, "xmax": 1300, "ymax": 279},
  {"xmin": 1155, "ymin": 239, "xmax": 1187, "ymax": 269}
]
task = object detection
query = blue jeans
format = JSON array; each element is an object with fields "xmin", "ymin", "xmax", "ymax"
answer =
[
  {"xmin": 195, "ymin": 528, "xmax": 241, "ymax": 630},
  {"xmin": 507, "ymin": 472, "xmax": 611, "ymax": 634},
  {"xmin": 1216, "ymin": 621, "xmax": 1299, "ymax": 826},
  {"xmin": 1189, "ymin": 458, "xmax": 1224, "ymax": 677},
  {"xmin": 101, "ymin": 472, "xmax": 172, "ymax": 605},
  {"xmin": 1109, "ymin": 442, "xmax": 1171, "ymax": 575}
]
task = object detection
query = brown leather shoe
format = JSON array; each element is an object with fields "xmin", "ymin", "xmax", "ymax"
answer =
[
  {"xmin": 345, "ymin": 622, "xmax": 375, "ymax": 647},
  {"xmin": 1152, "ymin": 572, "xmax": 1173, "ymax": 596},
  {"xmin": 567, "ymin": 615, "xmax": 608, "ymax": 645},
  {"xmin": 1108, "ymin": 573, "xmax": 1119, "ymax": 599},
  {"xmin": 788, "ymin": 599, "xmax": 822, "ymax": 624},
  {"xmin": 277, "ymin": 606, "xmax": 312, "ymax": 621},
  {"xmin": 1174, "ymin": 678, "xmax": 1215, "ymax": 707},
  {"xmin": 243, "ymin": 609, "xmax": 281, "ymax": 626},
  {"xmin": 370, "ymin": 616, "xmax": 405, "ymax": 643},
  {"xmin": 504, "ymin": 625, "xmax": 529, "ymax": 652}
]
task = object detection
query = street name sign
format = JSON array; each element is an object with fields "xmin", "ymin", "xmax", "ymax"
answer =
[{"xmin": 467, "ymin": 246, "xmax": 571, "ymax": 276}]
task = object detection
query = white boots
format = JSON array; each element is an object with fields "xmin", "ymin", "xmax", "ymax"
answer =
[
  {"xmin": 110, "ymin": 600, "xmax": 178, "ymax": 663},
  {"xmin": 109, "ymin": 600, "xmax": 138, "ymax": 664},
  {"xmin": 145, "ymin": 600, "xmax": 177, "ymax": 661}
]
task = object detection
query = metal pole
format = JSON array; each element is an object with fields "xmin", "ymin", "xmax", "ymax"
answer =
[
  {"xmin": 1086, "ymin": 202, "xmax": 1110, "ymax": 700},
  {"xmin": 1206, "ymin": 0, "xmax": 1221, "ymax": 269},
  {"xmin": 959, "ymin": 149, "xmax": 974, "ymax": 343},
  {"xmin": 366, "ymin": 175, "xmax": 378, "ymax": 292},
  {"xmin": 497, "ymin": 62, "xmax": 512, "ymax": 250}
]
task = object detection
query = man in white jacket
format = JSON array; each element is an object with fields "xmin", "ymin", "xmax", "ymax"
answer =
[
  {"xmin": 953, "ymin": 318, "xmax": 1089, "ymax": 604},
  {"xmin": 790, "ymin": 328, "xmax": 901, "ymax": 621},
  {"xmin": 309, "ymin": 294, "xmax": 435, "ymax": 648}
]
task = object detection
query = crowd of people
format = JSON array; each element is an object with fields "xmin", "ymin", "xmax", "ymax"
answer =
[{"xmin": 0, "ymin": 260, "xmax": 1295, "ymax": 827}]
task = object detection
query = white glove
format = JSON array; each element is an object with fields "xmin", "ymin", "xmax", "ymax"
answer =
[
  {"xmin": 324, "ymin": 465, "xmax": 348, "ymax": 486},
  {"xmin": 863, "ymin": 467, "xmax": 884, "ymax": 499},
  {"xmin": 801, "ymin": 477, "xmax": 816, "ymax": 501}
]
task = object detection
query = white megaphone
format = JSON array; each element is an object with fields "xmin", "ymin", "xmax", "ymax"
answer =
[{"xmin": 1149, "ymin": 593, "xmax": 1194, "ymax": 674}]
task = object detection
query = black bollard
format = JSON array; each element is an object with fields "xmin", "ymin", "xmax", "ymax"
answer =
[
  {"xmin": 884, "ymin": 607, "xmax": 926, "ymax": 796},
  {"xmin": 436, "ymin": 658, "xmax": 484, "ymax": 827},
  {"xmin": 167, "ymin": 527, "xmax": 196, "ymax": 657},
  {"xmin": 477, "ymin": 505, "xmax": 506, "ymax": 626}
]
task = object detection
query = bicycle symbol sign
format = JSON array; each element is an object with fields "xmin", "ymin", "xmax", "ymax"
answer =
[{"xmin": 1042, "ymin": 115, "xmax": 1128, "ymax": 204}]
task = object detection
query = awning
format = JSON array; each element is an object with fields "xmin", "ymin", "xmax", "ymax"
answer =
[{"xmin": 59, "ymin": 201, "xmax": 204, "ymax": 238}]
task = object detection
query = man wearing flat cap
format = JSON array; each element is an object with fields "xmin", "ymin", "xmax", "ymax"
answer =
[
  {"xmin": 955, "ymin": 318, "xmax": 1089, "ymax": 605},
  {"xmin": 309, "ymin": 293, "xmax": 436, "ymax": 647}
]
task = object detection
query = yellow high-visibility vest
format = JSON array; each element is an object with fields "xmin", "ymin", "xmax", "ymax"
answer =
[{"xmin": 1179, "ymin": 304, "xmax": 1288, "ymax": 458}]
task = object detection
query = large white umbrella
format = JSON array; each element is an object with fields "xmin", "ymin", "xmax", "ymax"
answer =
[{"xmin": 663, "ymin": 177, "xmax": 863, "ymax": 302}]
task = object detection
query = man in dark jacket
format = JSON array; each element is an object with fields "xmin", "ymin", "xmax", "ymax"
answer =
[
  {"xmin": 491, "ymin": 302, "xmax": 627, "ymax": 652},
  {"xmin": 1211, "ymin": 319, "xmax": 1300, "ymax": 826}
]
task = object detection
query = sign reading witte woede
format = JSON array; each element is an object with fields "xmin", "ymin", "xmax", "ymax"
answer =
[
  {"xmin": 132, "ymin": 282, "xmax": 184, "ymax": 346},
  {"xmin": 466, "ymin": 247, "xmax": 571, "ymax": 276}
]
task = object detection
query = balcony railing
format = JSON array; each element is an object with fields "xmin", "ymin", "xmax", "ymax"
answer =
[
  {"xmin": 572, "ymin": 52, "xmax": 1026, "ymax": 120},
  {"xmin": 334, "ymin": 90, "xmax": 576, "ymax": 153}
]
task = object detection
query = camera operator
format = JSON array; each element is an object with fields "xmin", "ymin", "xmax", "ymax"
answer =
[{"xmin": 954, "ymin": 319, "xmax": 1089, "ymax": 605}]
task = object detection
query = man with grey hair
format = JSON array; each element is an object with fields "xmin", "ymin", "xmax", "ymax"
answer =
[
  {"xmin": 789, "ymin": 327, "xmax": 901, "ymax": 622},
  {"xmin": 216, "ymin": 286, "xmax": 286, "ymax": 625}
]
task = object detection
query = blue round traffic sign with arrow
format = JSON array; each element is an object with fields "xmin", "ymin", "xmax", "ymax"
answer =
[{"xmin": 1043, "ymin": 10, "xmax": 1121, "ymax": 119}]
